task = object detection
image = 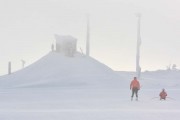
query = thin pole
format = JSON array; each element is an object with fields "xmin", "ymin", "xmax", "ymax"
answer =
[
  {"xmin": 86, "ymin": 14, "xmax": 90, "ymax": 56},
  {"xmin": 136, "ymin": 13, "xmax": 141, "ymax": 79},
  {"xmin": 8, "ymin": 61, "xmax": 11, "ymax": 75},
  {"xmin": 21, "ymin": 60, "xmax": 25, "ymax": 69}
]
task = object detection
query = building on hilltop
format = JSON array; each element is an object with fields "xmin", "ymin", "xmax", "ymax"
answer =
[{"xmin": 55, "ymin": 34, "xmax": 77, "ymax": 57}]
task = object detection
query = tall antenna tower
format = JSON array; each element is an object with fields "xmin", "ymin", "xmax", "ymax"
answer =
[{"xmin": 136, "ymin": 13, "xmax": 142, "ymax": 79}]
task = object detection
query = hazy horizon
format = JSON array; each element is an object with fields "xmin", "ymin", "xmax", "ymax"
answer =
[{"xmin": 0, "ymin": 0, "xmax": 180, "ymax": 75}]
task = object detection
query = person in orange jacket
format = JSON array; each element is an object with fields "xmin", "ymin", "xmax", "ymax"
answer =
[
  {"xmin": 159, "ymin": 89, "xmax": 167, "ymax": 100},
  {"xmin": 130, "ymin": 77, "xmax": 140, "ymax": 101}
]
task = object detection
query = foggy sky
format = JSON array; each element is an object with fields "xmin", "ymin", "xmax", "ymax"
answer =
[{"xmin": 0, "ymin": 0, "xmax": 180, "ymax": 75}]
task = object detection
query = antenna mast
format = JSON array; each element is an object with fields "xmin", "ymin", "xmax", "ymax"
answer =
[{"xmin": 136, "ymin": 13, "xmax": 142, "ymax": 79}]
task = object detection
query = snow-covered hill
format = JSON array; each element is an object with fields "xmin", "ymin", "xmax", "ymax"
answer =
[{"xmin": 0, "ymin": 52, "xmax": 122, "ymax": 88}]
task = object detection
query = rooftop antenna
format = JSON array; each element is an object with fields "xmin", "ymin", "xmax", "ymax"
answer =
[
  {"xmin": 86, "ymin": 14, "xmax": 90, "ymax": 56},
  {"xmin": 136, "ymin": 13, "xmax": 142, "ymax": 79},
  {"xmin": 21, "ymin": 60, "xmax": 26, "ymax": 69}
]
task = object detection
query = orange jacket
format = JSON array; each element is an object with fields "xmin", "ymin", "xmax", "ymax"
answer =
[
  {"xmin": 159, "ymin": 91, "xmax": 167, "ymax": 99},
  {"xmin": 130, "ymin": 79, "xmax": 140, "ymax": 89}
]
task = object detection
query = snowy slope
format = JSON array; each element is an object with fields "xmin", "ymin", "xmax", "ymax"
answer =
[
  {"xmin": 0, "ymin": 52, "xmax": 122, "ymax": 88},
  {"xmin": 0, "ymin": 53, "xmax": 179, "ymax": 120},
  {"xmin": 142, "ymin": 70, "xmax": 180, "ymax": 88},
  {"xmin": 116, "ymin": 70, "xmax": 180, "ymax": 89},
  {"xmin": 0, "ymin": 82, "xmax": 179, "ymax": 120}
]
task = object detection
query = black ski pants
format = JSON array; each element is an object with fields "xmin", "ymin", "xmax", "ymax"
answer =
[{"xmin": 131, "ymin": 88, "xmax": 139, "ymax": 98}]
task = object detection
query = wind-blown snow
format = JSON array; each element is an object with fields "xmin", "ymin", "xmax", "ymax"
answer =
[{"xmin": 0, "ymin": 52, "xmax": 179, "ymax": 120}]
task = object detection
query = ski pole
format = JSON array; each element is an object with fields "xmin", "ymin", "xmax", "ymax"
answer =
[{"xmin": 167, "ymin": 97, "xmax": 175, "ymax": 100}]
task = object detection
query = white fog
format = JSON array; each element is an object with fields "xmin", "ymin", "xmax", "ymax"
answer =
[{"xmin": 0, "ymin": 0, "xmax": 180, "ymax": 120}]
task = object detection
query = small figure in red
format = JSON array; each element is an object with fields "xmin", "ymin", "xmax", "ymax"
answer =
[
  {"xmin": 159, "ymin": 88, "xmax": 167, "ymax": 100},
  {"xmin": 130, "ymin": 77, "xmax": 140, "ymax": 101}
]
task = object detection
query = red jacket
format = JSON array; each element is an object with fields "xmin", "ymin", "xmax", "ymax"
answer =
[
  {"xmin": 130, "ymin": 79, "xmax": 140, "ymax": 89},
  {"xmin": 159, "ymin": 91, "xmax": 167, "ymax": 99}
]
